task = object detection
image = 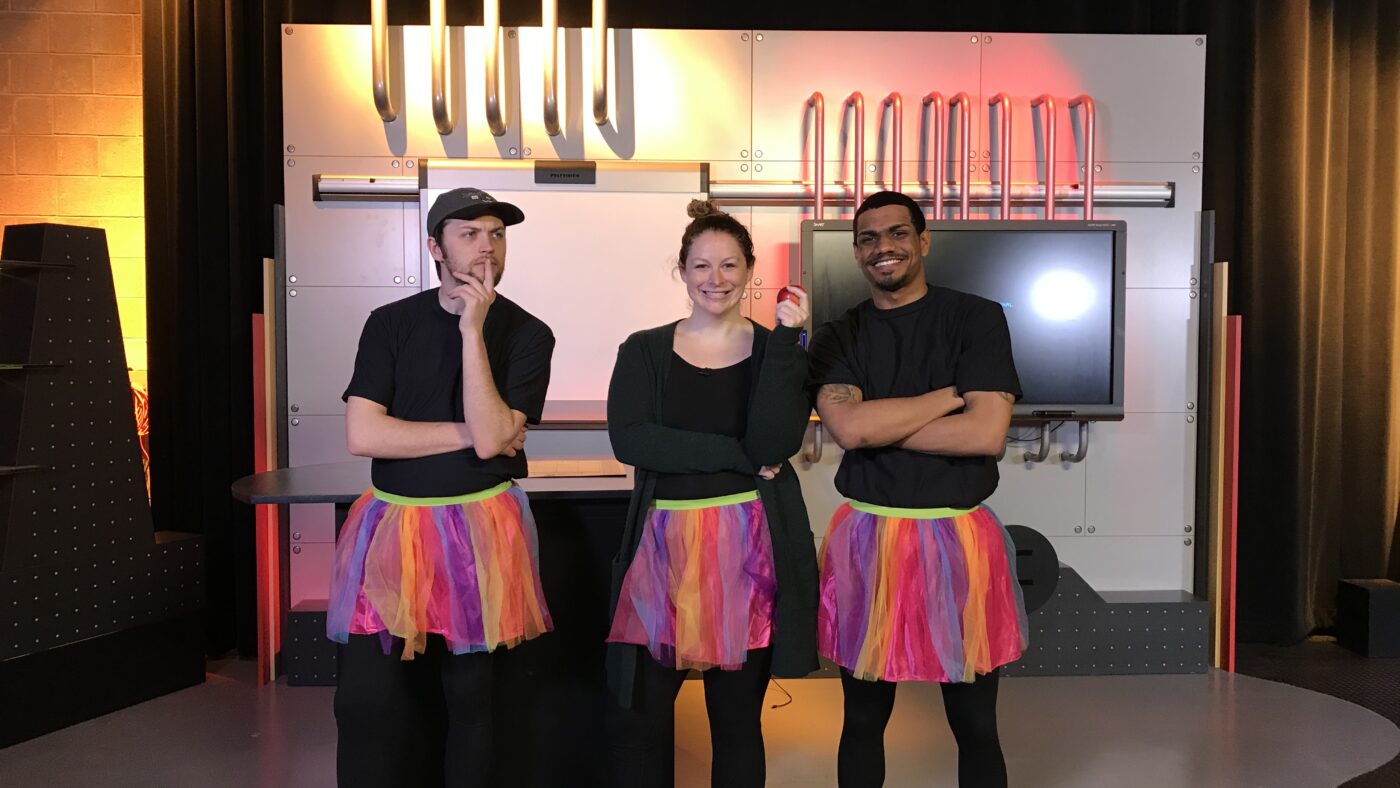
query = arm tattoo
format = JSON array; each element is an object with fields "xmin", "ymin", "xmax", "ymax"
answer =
[
  {"xmin": 818, "ymin": 383, "xmax": 862, "ymax": 406},
  {"xmin": 995, "ymin": 391, "xmax": 1015, "ymax": 404}
]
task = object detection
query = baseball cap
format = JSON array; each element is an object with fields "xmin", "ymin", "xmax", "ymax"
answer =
[{"xmin": 426, "ymin": 187, "xmax": 525, "ymax": 236}]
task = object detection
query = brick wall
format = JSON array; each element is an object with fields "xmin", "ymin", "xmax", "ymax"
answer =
[{"xmin": 0, "ymin": 0, "xmax": 146, "ymax": 389}]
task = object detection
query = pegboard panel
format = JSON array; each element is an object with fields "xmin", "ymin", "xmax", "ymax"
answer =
[
  {"xmin": 1004, "ymin": 564, "xmax": 1208, "ymax": 676},
  {"xmin": 0, "ymin": 224, "xmax": 204, "ymax": 662}
]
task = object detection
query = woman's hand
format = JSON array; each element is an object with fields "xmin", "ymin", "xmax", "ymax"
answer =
[
  {"xmin": 774, "ymin": 285, "xmax": 810, "ymax": 329},
  {"xmin": 757, "ymin": 464, "xmax": 782, "ymax": 480}
]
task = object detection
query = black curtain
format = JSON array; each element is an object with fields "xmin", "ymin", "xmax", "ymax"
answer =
[
  {"xmin": 142, "ymin": 0, "xmax": 283, "ymax": 656},
  {"xmin": 146, "ymin": 0, "xmax": 1393, "ymax": 653}
]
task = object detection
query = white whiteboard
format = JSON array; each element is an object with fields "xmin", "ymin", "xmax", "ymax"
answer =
[{"xmin": 422, "ymin": 187, "xmax": 700, "ymax": 402}]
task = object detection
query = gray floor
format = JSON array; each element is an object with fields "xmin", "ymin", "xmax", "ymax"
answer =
[{"xmin": 0, "ymin": 661, "xmax": 1395, "ymax": 788}]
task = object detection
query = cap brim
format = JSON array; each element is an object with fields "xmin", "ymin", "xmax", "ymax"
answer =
[{"xmin": 440, "ymin": 202, "xmax": 525, "ymax": 228}]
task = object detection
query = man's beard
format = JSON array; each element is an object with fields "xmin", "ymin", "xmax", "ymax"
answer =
[
  {"xmin": 441, "ymin": 249, "xmax": 501, "ymax": 286},
  {"xmin": 868, "ymin": 260, "xmax": 921, "ymax": 293}
]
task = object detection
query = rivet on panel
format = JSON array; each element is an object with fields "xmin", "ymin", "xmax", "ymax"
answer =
[
  {"xmin": 970, "ymin": 35, "xmax": 979, "ymax": 44},
  {"xmin": 288, "ymin": 275, "xmax": 297, "ymax": 284},
  {"xmin": 508, "ymin": 29, "xmax": 516, "ymax": 39},
  {"xmin": 287, "ymin": 159, "xmax": 296, "ymax": 167},
  {"xmin": 755, "ymin": 33, "xmax": 764, "ymax": 41},
  {"xmin": 754, "ymin": 150, "xmax": 763, "ymax": 159},
  {"xmin": 290, "ymin": 418, "xmax": 300, "ymax": 426},
  {"xmin": 984, "ymin": 35, "xmax": 993, "ymax": 44},
  {"xmin": 394, "ymin": 276, "xmax": 402, "ymax": 284},
  {"xmin": 286, "ymin": 27, "xmax": 294, "ymax": 35},
  {"xmin": 740, "ymin": 164, "xmax": 749, "ymax": 173},
  {"xmin": 1195, "ymin": 38, "xmax": 1204, "ymax": 46},
  {"xmin": 509, "ymin": 147, "xmax": 520, "ymax": 156},
  {"xmin": 1192, "ymin": 165, "xmax": 1201, "ymax": 174},
  {"xmin": 406, "ymin": 160, "xmax": 415, "ymax": 168},
  {"xmin": 289, "ymin": 289, "xmax": 298, "ymax": 297},
  {"xmin": 1186, "ymin": 415, "xmax": 1196, "ymax": 424},
  {"xmin": 867, "ymin": 164, "xmax": 876, "ymax": 173},
  {"xmin": 755, "ymin": 164, "xmax": 763, "ymax": 173},
  {"xmin": 741, "ymin": 33, "xmax": 749, "ymax": 42},
  {"xmin": 523, "ymin": 148, "xmax": 532, "ymax": 157},
  {"xmin": 408, "ymin": 276, "xmax": 417, "ymax": 285},
  {"xmin": 1093, "ymin": 164, "xmax": 1103, "ymax": 173},
  {"xmin": 740, "ymin": 150, "xmax": 749, "ymax": 159},
  {"xmin": 290, "ymin": 405, "xmax": 300, "ymax": 413},
  {"xmin": 391, "ymin": 160, "xmax": 400, "ymax": 168}
]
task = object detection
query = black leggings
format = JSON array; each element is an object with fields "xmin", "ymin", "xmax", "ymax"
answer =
[
  {"xmin": 334, "ymin": 634, "xmax": 495, "ymax": 788},
  {"xmin": 838, "ymin": 667, "xmax": 1006, "ymax": 788},
  {"xmin": 606, "ymin": 648, "xmax": 773, "ymax": 788}
]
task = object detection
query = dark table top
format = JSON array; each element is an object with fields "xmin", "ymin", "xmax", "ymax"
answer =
[{"xmin": 231, "ymin": 461, "xmax": 632, "ymax": 505}]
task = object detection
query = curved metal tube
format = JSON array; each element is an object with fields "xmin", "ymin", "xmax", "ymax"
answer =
[
  {"xmin": 844, "ymin": 92, "xmax": 865, "ymax": 208},
  {"xmin": 484, "ymin": 0, "xmax": 507, "ymax": 136},
  {"xmin": 950, "ymin": 92, "xmax": 972, "ymax": 218},
  {"xmin": 989, "ymin": 93, "xmax": 1012, "ymax": 218},
  {"xmin": 371, "ymin": 0, "xmax": 397, "ymax": 122},
  {"xmin": 1023, "ymin": 422, "xmax": 1052, "ymax": 463},
  {"xmin": 881, "ymin": 92, "xmax": 902, "ymax": 195},
  {"xmin": 542, "ymin": 0, "xmax": 560, "ymax": 136},
  {"xmin": 1031, "ymin": 94, "xmax": 1056, "ymax": 217},
  {"xmin": 592, "ymin": 0, "xmax": 609, "ymax": 125},
  {"xmin": 1061, "ymin": 421, "xmax": 1089, "ymax": 463},
  {"xmin": 1070, "ymin": 94, "xmax": 1096, "ymax": 219},
  {"xmin": 430, "ymin": 0, "xmax": 453, "ymax": 134},
  {"xmin": 806, "ymin": 92, "xmax": 825, "ymax": 219},
  {"xmin": 921, "ymin": 92, "xmax": 946, "ymax": 219}
]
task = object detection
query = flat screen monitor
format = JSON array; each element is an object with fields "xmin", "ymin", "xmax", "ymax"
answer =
[{"xmin": 800, "ymin": 219, "xmax": 1127, "ymax": 420}]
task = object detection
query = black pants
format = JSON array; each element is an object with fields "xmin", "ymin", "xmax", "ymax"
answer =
[
  {"xmin": 606, "ymin": 648, "xmax": 773, "ymax": 788},
  {"xmin": 334, "ymin": 634, "xmax": 495, "ymax": 788},
  {"xmin": 838, "ymin": 667, "xmax": 1006, "ymax": 788}
]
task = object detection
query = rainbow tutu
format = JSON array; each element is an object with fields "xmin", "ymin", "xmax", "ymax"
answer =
[
  {"xmin": 818, "ymin": 501, "xmax": 1028, "ymax": 683},
  {"xmin": 608, "ymin": 491, "xmax": 776, "ymax": 671},
  {"xmin": 327, "ymin": 482, "xmax": 552, "ymax": 660}
]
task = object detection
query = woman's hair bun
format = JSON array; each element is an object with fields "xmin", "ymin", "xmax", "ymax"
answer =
[{"xmin": 686, "ymin": 198, "xmax": 725, "ymax": 220}]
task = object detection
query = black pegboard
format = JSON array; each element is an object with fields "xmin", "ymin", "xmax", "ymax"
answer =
[
  {"xmin": 0, "ymin": 224, "xmax": 204, "ymax": 662},
  {"xmin": 286, "ymin": 604, "xmax": 338, "ymax": 686},
  {"xmin": 1004, "ymin": 564, "xmax": 1210, "ymax": 676}
]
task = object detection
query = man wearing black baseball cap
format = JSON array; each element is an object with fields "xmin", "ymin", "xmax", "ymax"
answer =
[{"xmin": 329, "ymin": 187, "xmax": 555, "ymax": 786}]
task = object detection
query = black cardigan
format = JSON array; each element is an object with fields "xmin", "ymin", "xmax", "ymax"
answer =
[{"xmin": 604, "ymin": 320, "xmax": 821, "ymax": 707}]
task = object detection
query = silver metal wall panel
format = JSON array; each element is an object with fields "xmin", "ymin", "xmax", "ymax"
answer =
[
  {"xmin": 518, "ymin": 28, "xmax": 753, "ymax": 164},
  {"xmin": 986, "ymin": 448, "xmax": 1089, "ymax": 537},
  {"xmin": 1123, "ymin": 288, "xmax": 1196, "ymax": 414},
  {"xmin": 286, "ymin": 286, "xmax": 407, "ymax": 416},
  {"xmin": 979, "ymin": 34, "xmax": 1206, "ymax": 163},
  {"xmin": 1050, "ymin": 534, "xmax": 1192, "ymax": 593},
  {"xmin": 289, "ymin": 541, "xmax": 335, "ymax": 607},
  {"xmin": 1101, "ymin": 163, "xmax": 1203, "ymax": 289},
  {"xmin": 284, "ymin": 156, "xmax": 408, "ymax": 287},
  {"xmin": 1086, "ymin": 413, "xmax": 1197, "ymax": 537},
  {"xmin": 282, "ymin": 24, "xmax": 521, "ymax": 159},
  {"xmin": 290, "ymin": 504, "xmax": 336, "ymax": 544},
  {"xmin": 287, "ymin": 415, "xmax": 356, "ymax": 467},
  {"xmin": 753, "ymin": 32, "xmax": 983, "ymax": 171}
]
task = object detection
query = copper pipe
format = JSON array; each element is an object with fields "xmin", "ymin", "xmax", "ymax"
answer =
[
  {"xmin": 542, "ymin": 0, "xmax": 560, "ymax": 135},
  {"xmin": 1070, "ymin": 94, "xmax": 1096, "ymax": 219},
  {"xmin": 881, "ymin": 92, "xmax": 902, "ymax": 195},
  {"xmin": 806, "ymin": 92, "xmax": 825, "ymax": 219},
  {"xmin": 592, "ymin": 0, "xmax": 608, "ymax": 125},
  {"xmin": 844, "ymin": 92, "xmax": 865, "ymax": 209},
  {"xmin": 1031, "ymin": 94, "xmax": 1057, "ymax": 217},
  {"xmin": 989, "ymin": 93, "xmax": 1012, "ymax": 218},
  {"xmin": 950, "ymin": 92, "xmax": 972, "ymax": 218},
  {"xmin": 922, "ymin": 92, "xmax": 946, "ymax": 219},
  {"xmin": 429, "ymin": 0, "xmax": 453, "ymax": 134},
  {"xmin": 371, "ymin": 0, "xmax": 397, "ymax": 122}
]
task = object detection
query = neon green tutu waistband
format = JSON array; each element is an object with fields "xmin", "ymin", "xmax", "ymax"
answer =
[
  {"xmin": 848, "ymin": 500, "xmax": 978, "ymax": 520},
  {"xmin": 652, "ymin": 489, "xmax": 760, "ymax": 511},
  {"xmin": 370, "ymin": 480, "xmax": 513, "ymax": 507}
]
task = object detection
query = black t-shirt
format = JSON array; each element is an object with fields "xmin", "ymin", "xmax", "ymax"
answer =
[
  {"xmin": 807, "ymin": 286, "xmax": 1021, "ymax": 509},
  {"xmin": 342, "ymin": 289, "xmax": 554, "ymax": 498},
  {"xmin": 653, "ymin": 353, "xmax": 755, "ymax": 500}
]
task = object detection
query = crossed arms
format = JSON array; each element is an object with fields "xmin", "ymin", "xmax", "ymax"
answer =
[{"xmin": 814, "ymin": 383, "xmax": 1014, "ymax": 457}]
